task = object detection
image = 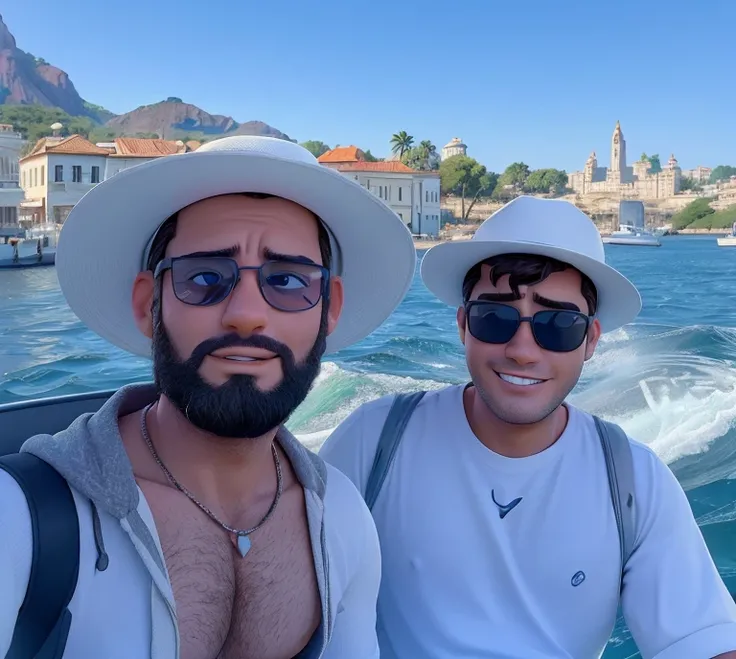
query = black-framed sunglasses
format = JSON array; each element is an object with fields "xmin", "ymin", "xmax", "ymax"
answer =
[
  {"xmin": 464, "ymin": 300, "xmax": 593, "ymax": 353},
  {"xmin": 154, "ymin": 256, "xmax": 330, "ymax": 312}
]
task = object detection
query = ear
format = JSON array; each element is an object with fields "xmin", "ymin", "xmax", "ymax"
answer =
[
  {"xmin": 583, "ymin": 318, "xmax": 602, "ymax": 361},
  {"xmin": 325, "ymin": 276, "xmax": 344, "ymax": 336},
  {"xmin": 456, "ymin": 305, "xmax": 467, "ymax": 346},
  {"xmin": 132, "ymin": 271, "xmax": 155, "ymax": 340}
]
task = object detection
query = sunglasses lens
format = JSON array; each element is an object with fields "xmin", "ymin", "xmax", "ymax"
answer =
[
  {"xmin": 260, "ymin": 261, "xmax": 326, "ymax": 311},
  {"xmin": 467, "ymin": 302, "xmax": 521, "ymax": 344},
  {"xmin": 170, "ymin": 257, "xmax": 237, "ymax": 306},
  {"xmin": 532, "ymin": 310, "xmax": 589, "ymax": 352}
]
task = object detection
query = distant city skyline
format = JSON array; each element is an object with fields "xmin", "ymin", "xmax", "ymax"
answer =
[{"xmin": 4, "ymin": 0, "xmax": 734, "ymax": 173}]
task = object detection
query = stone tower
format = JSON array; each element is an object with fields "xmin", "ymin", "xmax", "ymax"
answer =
[{"xmin": 610, "ymin": 121, "xmax": 626, "ymax": 182}]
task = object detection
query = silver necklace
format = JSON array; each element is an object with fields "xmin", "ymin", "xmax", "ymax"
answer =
[{"xmin": 140, "ymin": 402, "xmax": 283, "ymax": 558}]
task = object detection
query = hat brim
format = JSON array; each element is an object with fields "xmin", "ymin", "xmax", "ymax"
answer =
[
  {"xmin": 420, "ymin": 239, "xmax": 641, "ymax": 332},
  {"xmin": 56, "ymin": 151, "xmax": 416, "ymax": 357}
]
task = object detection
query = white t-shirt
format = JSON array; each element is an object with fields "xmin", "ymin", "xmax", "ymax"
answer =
[{"xmin": 319, "ymin": 383, "xmax": 736, "ymax": 659}]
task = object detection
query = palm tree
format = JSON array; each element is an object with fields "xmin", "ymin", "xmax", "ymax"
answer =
[
  {"xmin": 418, "ymin": 140, "xmax": 437, "ymax": 170},
  {"xmin": 390, "ymin": 131, "xmax": 414, "ymax": 159}
]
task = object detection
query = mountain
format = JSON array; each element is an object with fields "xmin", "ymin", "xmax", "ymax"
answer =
[
  {"xmin": 103, "ymin": 99, "xmax": 294, "ymax": 142},
  {"xmin": 105, "ymin": 98, "xmax": 237, "ymax": 137},
  {"xmin": 0, "ymin": 13, "xmax": 106, "ymax": 122},
  {"xmin": 0, "ymin": 15, "xmax": 292, "ymax": 143}
]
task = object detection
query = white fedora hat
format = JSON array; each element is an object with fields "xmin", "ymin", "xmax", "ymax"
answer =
[
  {"xmin": 55, "ymin": 135, "xmax": 417, "ymax": 357},
  {"xmin": 421, "ymin": 195, "xmax": 641, "ymax": 332}
]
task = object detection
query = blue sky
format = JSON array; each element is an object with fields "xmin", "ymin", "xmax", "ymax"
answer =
[{"xmin": 5, "ymin": 0, "xmax": 734, "ymax": 173}]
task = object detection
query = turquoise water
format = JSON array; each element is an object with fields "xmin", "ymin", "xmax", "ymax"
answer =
[{"xmin": 2, "ymin": 235, "xmax": 736, "ymax": 657}]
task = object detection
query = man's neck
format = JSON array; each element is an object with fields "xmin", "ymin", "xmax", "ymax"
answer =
[
  {"xmin": 129, "ymin": 395, "xmax": 282, "ymax": 521},
  {"xmin": 463, "ymin": 385, "xmax": 569, "ymax": 458}
]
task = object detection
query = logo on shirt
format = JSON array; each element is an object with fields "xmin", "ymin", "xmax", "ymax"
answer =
[
  {"xmin": 571, "ymin": 571, "xmax": 586, "ymax": 587},
  {"xmin": 491, "ymin": 489, "xmax": 522, "ymax": 519}
]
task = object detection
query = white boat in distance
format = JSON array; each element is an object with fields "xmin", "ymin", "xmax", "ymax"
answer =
[
  {"xmin": 602, "ymin": 200, "xmax": 661, "ymax": 247},
  {"xmin": 602, "ymin": 224, "xmax": 662, "ymax": 247},
  {"xmin": 717, "ymin": 222, "xmax": 736, "ymax": 247}
]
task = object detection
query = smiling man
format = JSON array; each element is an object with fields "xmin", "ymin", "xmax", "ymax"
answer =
[
  {"xmin": 0, "ymin": 136, "xmax": 417, "ymax": 658},
  {"xmin": 320, "ymin": 196, "xmax": 736, "ymax": 658}
]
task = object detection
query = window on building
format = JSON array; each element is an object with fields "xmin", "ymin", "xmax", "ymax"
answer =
[
  {"xmin": 91, "ymin": 166, "xmax": 100, "ymax": 184},
  {"xmin": 385, "ymin": 186, "xmax": 389, "ymax": 200},
  {"xmin": 379, "ymin": 187, "xmax": 383, "ymax": 199},
  {"xmin": 426, "ymin": 191, "xmax": 429, "ymax": 202},
  {"xmin": 398, "ymin": 187, "xmax": 403, "ymax": 202},
  {"xmin": 55, "ymin": 165, "xmax": 63, "ymax": 182},
  {"xmin": 72, "ymin": 166, "xmax": 82, "ymax": 183},
  {"xmin": 40, "ymin": 165, "xmax": 45, "ymax": 185}
]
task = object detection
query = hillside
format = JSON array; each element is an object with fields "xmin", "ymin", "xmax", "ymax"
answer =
[
  {"xmin": 0, "ymin": 15, "xmax": 292, "ymax": 144},
  {"xmin": 105, "ymin": 98, "xmax": 237, "ymax": 137},
  {"xmin": 0, "ymin": 13, "xmax": 108, "ymax": 122},
  {"xmin": 102, "ymin": 99, "xmax": 294, "ymax": 142}
]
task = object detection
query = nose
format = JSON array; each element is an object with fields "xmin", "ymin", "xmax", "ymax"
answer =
[
  {"xmin": 220, "ymin": 268, "xmax": 269, "ymax": 335},
  {"xmin": 504, "ymin": 318, "xmax": 542, "ymax": 366}
]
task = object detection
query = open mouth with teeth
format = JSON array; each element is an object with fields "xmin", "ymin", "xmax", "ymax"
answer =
[{"xmin": 495, "ymin": 371, "xmax": 546, "ymax": 387}]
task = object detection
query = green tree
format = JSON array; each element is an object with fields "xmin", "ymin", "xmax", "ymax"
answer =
[
  {"xmin": 524, "ymin": 168, "xmax": 568, "ymax": 195},
  {"xmin": 440, "ymin": 155, "xmax": 498, "ymax": 221},
  {"xmin": 679, "ymin": 177, "xmax": 702, "ymax": 193},
  {"xmin": 709, "ymin": 165, "xmax": 736, "ymax": 184},
  {"xmin": 299, "ymin": 140, "xmax": 331, "ymax": 158},
  {"xmin": 363, "ymin": 149, "xmax": 379, "ymax": 162},
  {"xmin": 647, "ymin": 154, "xmax": 662, "ymax": 174},
  {"xmin": 493, "ymin": 162, "xmax": 531, "ymax": 198},
  {"xmin": 671, "ymin": 197, "xmax": 715, "ymax": 230},
  {"xmin": 390, "ymin": 131, "xmax": 414, "ymax": 159}
]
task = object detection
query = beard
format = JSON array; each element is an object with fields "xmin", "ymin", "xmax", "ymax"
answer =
[{"xmin": 151, "ymin": 311, "xmax": 327, "ymax": 439}]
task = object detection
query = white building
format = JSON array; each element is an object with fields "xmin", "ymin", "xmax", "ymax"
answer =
[
  {"xmin": 0, "ymin": 124, "xmax": 25, "ymax": 239},
  {"xmin": 20, "ymin": 134, "xmax": 197, "ymax": 225},
  {"xmin": 441, "ymin": 137, "xmax": 467, "ymax": 161},
  {"xmin": 318, "ymin": 146, "xmax": 442, "ymax": 236}
]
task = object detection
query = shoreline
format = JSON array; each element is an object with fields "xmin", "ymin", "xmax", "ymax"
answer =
[{"xmin": 413, "ymin": 227, "xmax": 730, "ymax": 249}]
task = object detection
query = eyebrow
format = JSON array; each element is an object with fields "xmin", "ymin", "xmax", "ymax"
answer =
[
  {"xmin": 176, "ymin": 245, "xmax": 319, "ymax": 266},
  {"xmin": 477, "ymin": 292, "xmax": 581, "ymax": 312},
  {"xmin": 263, "ymin": 247, "xmax": 319, "ymax": 266}
]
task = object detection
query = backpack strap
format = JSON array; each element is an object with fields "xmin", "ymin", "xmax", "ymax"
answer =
[
  {"xmin": 593, "ymin": 416, "xmax": 637, "ymax": 590},
  {"xmin": 365, "ymin": 391, "xmax": 426, "ymax": 510},
  {"xmin": 0, "ymin": 453, "xmax": 80, "ymax": 659}
]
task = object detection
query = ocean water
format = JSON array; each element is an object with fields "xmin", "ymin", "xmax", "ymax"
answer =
[{"xmin": 2, "ymin": 234, "xmax": 736, "ymax": 657}]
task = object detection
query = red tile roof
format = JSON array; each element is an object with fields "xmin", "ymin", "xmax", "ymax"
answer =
[
  {"xmin": 318, "ymin": 146, "xmax": 365, "ymax": 163},
  {"xmin": 335, "ymin": 161, "xmax": 418, "ymax": 174},
  {"xmin": 110, "ymin": 137, "xmax": 187, "ymax": 157},
  {"xmin": 22, "ymin": 135, "xmax": 109, "ymax": 161}
]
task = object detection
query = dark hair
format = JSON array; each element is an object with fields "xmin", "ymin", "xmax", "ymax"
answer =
[
  {"xmin": 461, "ymin": 253, "xmax": 598, "ymax": 315},
  {"xmin": 145, "ymin": 192, "xmax": 333, "ymax": 272}
]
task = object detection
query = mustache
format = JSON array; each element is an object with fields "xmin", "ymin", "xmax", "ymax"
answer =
[{"xmin": 187, "ymin": 333, "xmax": 294, "ymax": 370}]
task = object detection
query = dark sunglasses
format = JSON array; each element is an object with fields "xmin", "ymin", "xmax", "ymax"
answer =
[
  {"xmin": 154, "ymin": 256, "xmax": 330, "ymax": 312},
  {"xmin": 464, "ymin": 300, "xmax": 593, "ymax": 353}
]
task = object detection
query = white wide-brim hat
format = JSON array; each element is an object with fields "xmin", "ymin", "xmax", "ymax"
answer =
[
  {"xmin": 56, "ymin": 135, "xmax": 417, "ymax": 357},
  {"xmin": 421, "ymin": 195, "xmax": 641, "ymax": 332}
]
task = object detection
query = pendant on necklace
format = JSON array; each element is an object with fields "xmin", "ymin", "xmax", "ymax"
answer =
[{"xmin": 235, "ymin": 534, "xmax": 251, "ymax": 558}]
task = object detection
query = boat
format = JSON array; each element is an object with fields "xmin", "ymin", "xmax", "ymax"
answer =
[
  {"xmin": 602, "ymin": 200, "xmax": 661, "ymax": 247},
  {"xmin": 0, "ymin": 389, "xmax": 115, "ymax": 454},
  {"xmin": 0, "ymin": 223, "xmax": 59, "ymax": 269},
  {"xmin": 602, "ymin": 224, "xmax": 661, "ymax": 247},
  {"xmin": 717, "ymin": 223, "xmax": 736, "ymax": 247}
]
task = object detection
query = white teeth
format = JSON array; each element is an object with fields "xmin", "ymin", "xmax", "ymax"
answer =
[
  {"xmin": 224, "ymin": 356, "xmax": 259, "ymax": 362},
  {"xmin": 498, "ymin": 373, "xmax": 543, "ymax": 386}
]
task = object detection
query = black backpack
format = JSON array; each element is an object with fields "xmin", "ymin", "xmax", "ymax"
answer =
[
  {"xmin": 0, "ymin": 391, "xmax": 111, "ymax": 659},
  {"xmin": 0, "ymin": 453, "xmax": 79, "ymax": 659}
]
